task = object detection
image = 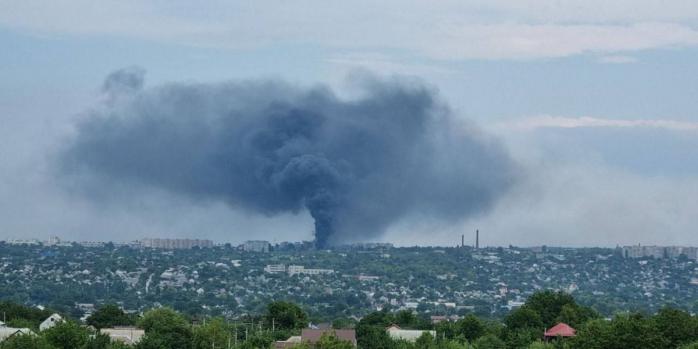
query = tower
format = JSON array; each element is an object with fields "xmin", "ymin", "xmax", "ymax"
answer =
[
  {"xmin": 475, "ymin": 229, "xmax": 479, "ymax": 250},
  {"xmin": 461, "ymin": 234, "xmax": 464, "ymax": 248}
]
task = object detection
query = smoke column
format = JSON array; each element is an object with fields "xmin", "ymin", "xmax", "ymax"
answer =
[{"xmin": 60, "ymin": 68, "xmax": 518, "ymax": 247}]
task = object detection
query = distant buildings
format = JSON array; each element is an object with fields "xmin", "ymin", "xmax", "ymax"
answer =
[
  {"xmin": 622, "ymin": 245, "xmax": 698, "ymax": 260},
  {"xmin": 264, "ymin": 264, "xmax": 335, "ymax": 276},
  {"xmin": 140, "ymin": 238, "xmax": 213, "ymax": 250},
  {"xmin": 5, "ymin": 239, "xmax": 41, "ymax": 245},
  {"xmin": 287, "ymin": 265, "xmax": 335, "ymax": 276},
  {"xmin": 264, "ymin": 264, "xmax": 286, "ymax": 273},
  {"xmin": 241, "ymin": 240, "xmax": 270, "ymax": 253}
]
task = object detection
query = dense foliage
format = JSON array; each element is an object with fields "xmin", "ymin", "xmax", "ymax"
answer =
[{"xmin": 3, "ymin": 289, "xmax": 698, "ymax": 348}]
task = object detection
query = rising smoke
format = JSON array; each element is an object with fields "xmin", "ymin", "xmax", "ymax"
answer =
[{"xmin": 60, "ymin": 68, "xmax": 518, "ymax": 247}]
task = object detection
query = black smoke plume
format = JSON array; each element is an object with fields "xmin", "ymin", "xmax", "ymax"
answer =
[{"xmin": 60, "ymin": 68, "xmax": 518, "ymax": 248}]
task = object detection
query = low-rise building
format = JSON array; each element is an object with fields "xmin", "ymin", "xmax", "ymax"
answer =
[
  {"xmin": 287, "ymin": 265, "xmax": 334, "ymax": 276},
  {"xmin": 242, "ymin": 240, "xmax": 270, "ymax": 253},
  {"xmin": 101, "ymin": 327, "xmax": 145, "ymax": 345},
  {"xmin": 386, "ymin": 325, "xmax": 435, "ymax": 342},
  {"xmin": 40, "ymin": 314, "xmax": 63, "ymax": 331}
]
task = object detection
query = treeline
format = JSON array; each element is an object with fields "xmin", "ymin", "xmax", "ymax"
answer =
[{"xmin": 4, "ymin": 292, "xmax": 698, "ymax": 348}]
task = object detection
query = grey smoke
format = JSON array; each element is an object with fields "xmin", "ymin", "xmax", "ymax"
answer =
[{"xmin": 60, "ymin": 68, "xmax": 518, "ymax": 247}]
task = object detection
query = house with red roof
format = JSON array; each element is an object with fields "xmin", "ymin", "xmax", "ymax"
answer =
[{"xmin": 544, "ymin": 323, "xmax": 576, "ymax": 340}]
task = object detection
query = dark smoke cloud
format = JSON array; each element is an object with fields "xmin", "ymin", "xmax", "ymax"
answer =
[{"xmin": 60, "ymin": 68, "xmax": 518, "ymax": 247}]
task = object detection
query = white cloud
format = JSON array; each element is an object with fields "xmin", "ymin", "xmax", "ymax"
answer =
[
  {"xmin": 496, "ymin": 115, "xmax": 698, "ymax": 132},
  {"xmin": 597, "ymin": 55, "xmax": 638, "ymax": 64},
  {"xmin": 2, "ymin": 1, "xmax": 698, "ymax": 60}
]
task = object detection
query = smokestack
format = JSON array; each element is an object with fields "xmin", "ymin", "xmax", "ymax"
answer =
[
  {"xmin": 461, "ymin": 234, "xmax": 464, "ymax": 248},
  {"xmin": 475, "ymin": 229, "xmax": 479, "ymax": 249}
]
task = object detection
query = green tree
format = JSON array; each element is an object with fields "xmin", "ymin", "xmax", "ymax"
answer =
[
  {"xmin": 87, "ymin": 304, "xmax": 134, "ymax": 329},
  {"xmin": 505, "ymin": 308, "xmax": 543, "ymax": 332},
  {"xmin": 314, "ymin": 332, "xmax": 355, "ymax": 349},
  {"xmin": 572, "ymin": 314, "xmax": 667, "ymax": 349},
  {"xmin": 0, "ymin": 334, "xmax": 56, "ymax": 349},
  {"xmin": 680, "ymin": 342, "xmax": 698, "ymax": 349},
  {"xmin": 136, "ymin": 308, "xmax": 192, "ymax": 349},
  {"xmin": 42, "ymin": 320, "xmax": 90, "ymax": 349},
  {"xmin": 414, "ymin": 332, "xmax": 436, "ymax": 349},
  {"xmin": 192, "ymin": 318, "xmax": 229, "ymax": 349},
  {"xmin": 395, "ymin": 311, "xmax": 418, "ymax": 329},
  {"xmin": 653, "ymin": 307, "xmax": 697, "ymax": 348},
  {"xmin": 264, "ymin": 301, "xmax": 308, "ymax": 331},
  {"xmin": 356, "ymin": 311, "xmax": 395, "ymax": 349},
  {"xmin": 458, "ymin": 315, "xmax": 485, "ymax": 342},
  {"xmin": 568, "ymin": 318, "xmax": 612, "ymax": 349},
  {"xmin": 473, "ymin": 334, "xmax": 505, "ymax": 349}
]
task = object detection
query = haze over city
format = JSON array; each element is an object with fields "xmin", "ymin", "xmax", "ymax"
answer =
[{"xmin": 2, "ymin": 1, "xmax": 698, "ymax": 247}]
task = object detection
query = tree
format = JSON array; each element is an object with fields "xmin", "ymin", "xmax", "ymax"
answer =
[
  {"xmin": 654, "ymin": 307, "xmax": 697, "ymax": 348},
  {"xmin": 414, "ymin": 332, "xmax": 436, "ymax": 349},
  {"xmin": 87, "ymin": 304, "xmax": 134, "ymax": 329},
  {"xmin": 0, "ymin": 334, "xmax": 56, "ymax": 349},
  {"xmin": 192, "ymin": 318, "xmax": 229, "ymax": 349},
  {"xmin": 356, "ymin": 311, "xmax": 394, "ymax": 349},
  {"xmin": 82, "ymin": 333, "xmax": 113, "ymax": 349},
  {"xmin": 395, "ymin": 311, "xmax": 418, "ymax": 329},
  {"xmin": 504, "ymin": 308, "xmax": 543, "ymax": 332},
  {"xmin": 137, "ymin": 308, "xmax": 192, "ymax": 349},
  {"xmin": 314, "ymin": 332, "xmax": 355, "ymax": 349},
  {"xmin": 42, "ymin": 320, "xmax": 90, "ymax": 349},
  {"xmin": 264, "ymin": 301, "xmax": 308, "ymax": 331},
  {"xmin": 680, "ymin": 342, "xmax": 698, "ymax": 349},
  {"xmin": 527, "ymin": 341, "xmax": 554, "ymax": 349},
  {"xmin": 458, "ymin": 315, "xmax": 485, "ymax": 342},
  {"xmin": 568, "ymin": 319, "xmax": 612, "ymax": 349},
  {"xmin": 606, "ymin": 313, "xmax": 667, "ymax": 349},
  {"xmin": 473, "ymin": 334, "xmax": 505, "ymax": 349}
]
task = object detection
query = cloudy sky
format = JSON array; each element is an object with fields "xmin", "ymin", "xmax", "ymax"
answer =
[{"xmin": 1, "ymin": 0, "xmax": 698, "ymax": 247}]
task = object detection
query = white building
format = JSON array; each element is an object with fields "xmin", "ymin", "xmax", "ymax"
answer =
[
  {"xmin": 0, "ymin": 325, "xmax": 33, "ymax": 342},
  {"xmin": 241, "ymin": 240, "xmax": 270, "ymax": 253},
  {"xmin": 101, "ymin": 327, "xmax": 145, "ymax": 345},
  {"xmin": 264, "ymin": 264, "xmax": 286, "ymax": 273},
  {"xmin": 40, "ymin": 314, "xmax": 63, "ymax": 331},
  {"xmin": 141, "ymin": 238, "xmax": 213, "ymax": 249},
  {"xmin": 386, "ymin": 325, "xmax": 435, "ymax": 342},
  {"xmin": 287, "ymin": 265, "xmax": 334, "ymax": 276}
]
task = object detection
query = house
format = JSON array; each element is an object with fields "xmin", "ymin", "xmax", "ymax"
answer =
[
  {"xmin": 101, "ymin": 327, "xmax": 145, "ymax": 345},
  {"xmin": 386, "ymin": 325, "xmax": 436, "ymax": 342},
  {"xmin": 544, "ymin": 323, "xmax": 576, "ymax": 339},
  {"xmin": 0, "ymin": 326, "xmax": 34, "ymax": 342},
  {"xmin": 274, "ymin": 329, "xmax": 357, "ymax": 348},
  {"xmin": 40, "ymin": 313, "xmax": 63, "ymax": 331}
]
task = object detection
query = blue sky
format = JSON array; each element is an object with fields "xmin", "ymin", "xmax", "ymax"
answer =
[{"xmin": 1, "ymin": 1, "xmax": 698, "ymax": 246}]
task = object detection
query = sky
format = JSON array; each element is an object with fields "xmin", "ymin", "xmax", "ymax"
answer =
[{"xmin": 1, "ymin": 0, "xmax": 698, "ymax": 247}]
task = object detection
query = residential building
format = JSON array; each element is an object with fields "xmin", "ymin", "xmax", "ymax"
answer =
[
  {"xmin": 264, "ymin": 264, "xmax": 286, "ymax": 273},
  {"xmin": 242, "ymin": 240, "xmax": 270, "ymax": 253},
  {"xmin": 101, "ymin": 327, "xmax": 145, "ymax": 345},
  {"xmin": 287, "ymin": 265, "xmax": 334, "ymax": 276},
  {"xmin": 140, "ymin": 238, "xmax": 213, "ymax": 249},
  {"xmin": 386, "ymin": 325, "xmax": 436, "ymax": 342},
  {"xmin": 40, "ymin": 314, "xmax": 63, "ymax": 331}
]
